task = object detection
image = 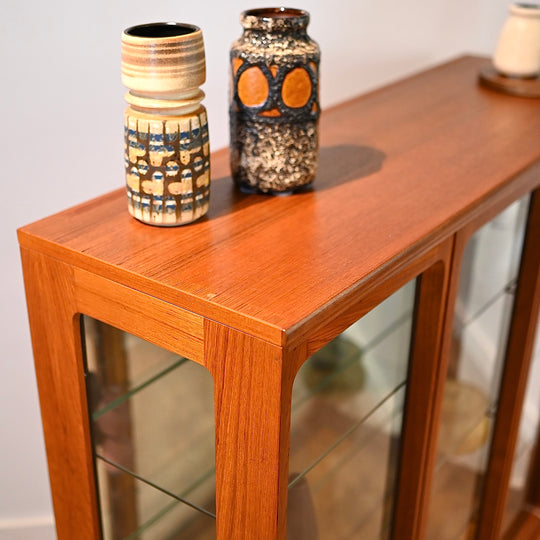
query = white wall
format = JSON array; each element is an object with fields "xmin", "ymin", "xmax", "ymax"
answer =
[{"xmin": 0, "ymin": 0, "xmax": 524, "ymax": 537}]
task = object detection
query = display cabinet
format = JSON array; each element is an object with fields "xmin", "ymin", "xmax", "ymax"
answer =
[{"xmin": 18, "ymin": 56, "xmax": 540, "ymax": 539}]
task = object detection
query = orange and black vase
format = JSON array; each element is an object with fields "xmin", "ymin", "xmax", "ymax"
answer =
[{"xmin": 229, "ymin": 8, "xmax": 320, "ymax": 194}]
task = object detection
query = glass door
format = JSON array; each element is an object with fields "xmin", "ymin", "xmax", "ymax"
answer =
[
  {"xmin": 82, "ymin": 317, "xmax": 216, "ymax": 540},
  {"xmin": 288, "ymin": 280, "xmax": 416, "ymax": 539},
  {"xmin": 427, "ymin": 195, "xmax": 531, "ymax": 539}
]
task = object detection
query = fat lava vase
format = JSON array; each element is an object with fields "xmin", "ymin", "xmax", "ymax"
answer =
[
  {"xmin": 121, "ymin": 22, "xmax": 210, "ymax": 226},
  {"xmin": 229, "ymin": 8, "xmax": 320, "ymax": 194}
]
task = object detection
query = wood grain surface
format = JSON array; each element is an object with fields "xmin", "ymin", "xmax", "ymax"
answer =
[
  {"xmin": 18, "ymin": 56, "xmax": 540, "ymax": 347},
  {"xmin": 75, "ymin": 267, "xmax": 205, "ymax": 365},
  {"xmin": 19, "ymin": 248, "xmax": 101, "ymax": 539}
]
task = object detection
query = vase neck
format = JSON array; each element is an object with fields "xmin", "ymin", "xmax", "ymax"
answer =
[
  {"xmin": 125, "ymin": 88, "xmax": 205, "ymax": 116},
  {"xmin": 510, "ymin": 3, "xmax": 540, "ymax": 17}
]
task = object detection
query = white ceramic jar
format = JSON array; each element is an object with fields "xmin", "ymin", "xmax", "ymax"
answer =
[{"xmin": 494, "ymin": 3, "xmax": 540, "ymax": 78}]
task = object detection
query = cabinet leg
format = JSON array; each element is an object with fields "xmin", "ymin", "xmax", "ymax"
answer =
[
  {"xmin": 20, "ymin": 248, "xmax": 100, "ymax": 539},
  {"xmin": 205, "ymin": 320, "xmax": 300, "ymax": 540},
  {"xmin": 525, "ymin": 420, "xmax": 540, "ymax": 511},
  {"xmin": 503, "ymin": 425, "xmax": 540, "ymax": 539},
  {"xmin": 476, "ymin": 189, "xmax": 540, "ymax": 539}
]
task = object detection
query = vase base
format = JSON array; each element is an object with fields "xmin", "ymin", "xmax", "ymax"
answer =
[
  {"xmin": 236, "ymin": 181, "xmax": 314, "ymax": 196},
  {"xmin": 130, "ymin": 216, "xmax": 207, "ymax": 227},
  {"xmin": 127, "ymin": 201, "xmax": 209, "ymax": 227}
]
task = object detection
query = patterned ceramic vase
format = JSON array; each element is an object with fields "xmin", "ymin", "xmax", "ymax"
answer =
[
  {"xmin": 229, "ymin": 8, "xmax": 320, "ymax": 194},
  {"xmin": 121, "ymin": 22, "xmax": 210, "ymax": 226},
  {"xmin": 494, "ymin": 3, "xmax": 540, "ymax": 78}
]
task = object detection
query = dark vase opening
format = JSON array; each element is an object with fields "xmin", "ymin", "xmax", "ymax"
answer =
[
  {"xmin": 244, "ymin": 7, "xmax": 307, "ymax": 19},
  {"xmin": 125, "ymin": 22, "xmax": 198, "ymax": 38},
  {"xmin": 241, "ymin": 7, "xmax": 310, "ymax": 31}
]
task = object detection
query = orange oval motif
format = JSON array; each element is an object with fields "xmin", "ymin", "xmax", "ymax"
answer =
[
  {"xmin": 282, "ymin": 67, "xmax": 312, "ymax": 108},
  {"xmin": 259, "ymin": 108, "xmax": 281, "ymax": 117},
  {"xmin": 232, "ymin": 58, "xmax": 244, "ymax": 76},
  {"xmin": 237, "ymin": 66, "xmax": 269, "ymax": 107}
]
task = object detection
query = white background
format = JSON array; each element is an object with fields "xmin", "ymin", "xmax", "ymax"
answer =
[{"xmin": 0, "ymin": 0, "xmax": 534, "ymax": 537}]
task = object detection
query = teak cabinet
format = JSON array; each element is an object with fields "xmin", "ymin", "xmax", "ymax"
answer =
[{"xmin": 19, "ymin": 57, "xmax": 540, "ymax": 539}]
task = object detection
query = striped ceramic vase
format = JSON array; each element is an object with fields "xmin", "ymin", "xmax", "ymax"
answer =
[{"xmin": 121, "ymin": 22, "xmax": 210, "ymax": 226}]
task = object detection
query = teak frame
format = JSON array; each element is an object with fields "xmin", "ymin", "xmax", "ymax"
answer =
[{"xmin": 19, "ymin": 57, "xmax": 540, "ymax": 539}]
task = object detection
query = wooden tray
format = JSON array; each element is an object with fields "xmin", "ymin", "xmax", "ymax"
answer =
[{"xmin": 479, "ymin": 65, "xmax": 540, "ymax": 98}]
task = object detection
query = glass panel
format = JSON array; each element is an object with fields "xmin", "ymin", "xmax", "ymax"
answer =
[
  {"xmin": 288, "ymin": 280, "xmax": 415, "ymax": 539},
  {"xmin": 426, "ymin": 195, "xmax": 530, "ymax": 539},
  {"xmin": 502, "ymin": 330, "xmax": 540, "ymax": 534},
  {"xmin": 82, "ymin": 317, "xmax": 215, "ymax": 540}
]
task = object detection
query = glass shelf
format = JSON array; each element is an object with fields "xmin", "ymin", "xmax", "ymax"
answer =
[
  {"xmin": 289, "ymin": 385, "xmax": 406, "ymax": 539},
  {"xmin": 82, "ymin": 317, "xmax": 215, "ymax": 540},
  {"xmin": 288, "ymin": 280, "xmax": 415, "ymax": 539},
  {"xmin": 92, "ymin": 356, "xmax": 190, "ymax": 421},
  {"xmin": 95, "ymin": 458, "xmax": 215, "ymax": 540}
]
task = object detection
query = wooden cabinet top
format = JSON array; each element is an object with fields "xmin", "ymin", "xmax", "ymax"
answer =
[{"xmin": 18, "ymin": 56, "xmax": 540, "ymax": 347}]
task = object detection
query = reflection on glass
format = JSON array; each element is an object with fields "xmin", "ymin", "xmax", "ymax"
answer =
[
  {"xmin": 502, "ymin": 343, "xmax": 540, "ymax": 534},
  {"xmin": 426, "ymin": 196, "xmax": 530, "ymax": 539},
  {"xmin": 82, "ymin": 317, "xmax": 215, "ymax": 540},
  {"xmin": 288, "ymin": 280, "xmax": 415, "ymax": 539}
]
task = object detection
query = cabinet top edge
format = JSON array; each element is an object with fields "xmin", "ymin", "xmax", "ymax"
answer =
[{"xmin": 17, "ymin": 55, "xmax": 540, "ymax": 343}]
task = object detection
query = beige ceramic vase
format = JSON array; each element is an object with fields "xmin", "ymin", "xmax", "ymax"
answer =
[
  {"xmin": 121, "ymin": 22, "xmax": 210, "ymax": 226},
  {"xmin": 494, "ymin": 3, "xmax": 540, "ymax": 78}
]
